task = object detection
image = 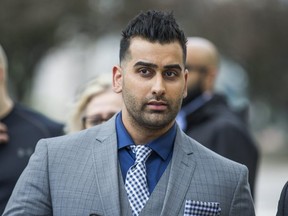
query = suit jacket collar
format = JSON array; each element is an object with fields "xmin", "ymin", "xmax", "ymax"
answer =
[
  {"xmin": 160, "ymin": 126, "xmax": 197, "ymax": 216},
  {"xmin": 91, "ymin": 115, "xmax": 197, "ymax": 216},
  {"xmin": 185, "ymin": 94, "xmax": 229, "ymax": 127},
  {"xmin": 91, "ymin": 115, "xmax": 122, "ymax": 216}
]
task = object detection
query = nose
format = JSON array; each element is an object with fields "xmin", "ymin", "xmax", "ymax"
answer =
[{"xmin": 151, "ymin": 74, "xmax": 165, "ymax": 97}]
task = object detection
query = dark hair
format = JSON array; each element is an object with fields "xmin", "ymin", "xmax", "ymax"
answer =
[{"xmin": 120, "ymin": 10, "xmax": 187, "ymax": 64}]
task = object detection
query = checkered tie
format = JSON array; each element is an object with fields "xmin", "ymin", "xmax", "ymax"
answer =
[{"xmin": 125, "ymin": 145, "xmax": 152, "ymax": 216}]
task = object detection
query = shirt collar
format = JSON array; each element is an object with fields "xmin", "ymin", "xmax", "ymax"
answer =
[
  {"xmin": 116, "ymin": 112, "xmax": 176, "ymax": 161},
  {"xmin": 176, "ymin": 93, "xmax": 212, "ymax": 131},
  {"xmin": 181, "ymin": 92, "xmax": 213, "ymax": 115}
]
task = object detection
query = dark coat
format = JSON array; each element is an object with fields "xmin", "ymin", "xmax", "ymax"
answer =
[
  {"xmin": 184, "ymin": 94, "xmax": 259, "ymax": 198},
  {"xmin": 0, "ymin": 103, "xmax": 64, "ymax": 214},
  {"xmin": 276, "ymin": 181, "xmax": 288, "ymax": 216}
]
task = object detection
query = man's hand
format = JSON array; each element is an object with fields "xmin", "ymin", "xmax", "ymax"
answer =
[{"xmin": 0, "ymin": 122, "xmax": 9, "ymax": 144}]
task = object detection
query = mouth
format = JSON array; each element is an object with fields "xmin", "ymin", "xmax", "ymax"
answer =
[{"xmin": 146, "ymin": 100, "xmax": 168, "ymax": 111}]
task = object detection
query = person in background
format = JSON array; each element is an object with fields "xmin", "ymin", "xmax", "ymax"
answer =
[
  {"xmin": 3, "ymin": 10, "xmax": 255, "ymax": 216},
  {"xmin": 0, "ymin": 122, "xmax": 9, "ymax": 144},
  {"xmin": 276, "ymin": 181, "xmax": 288, "ymax": 216},
  {"xmin": 214, "ymin": 57, "xmax": 251, "ymax": 125},
  {"xmin": 0, "ymin": 44, "xmax": 64, "ymax": 214},
  {"xmin": 177, "ymin": 37, "xmax": 259, "ymax": 198},
  {"xmin": 65, "ymin": 75, "xmax": 122, "ymax": 133}
]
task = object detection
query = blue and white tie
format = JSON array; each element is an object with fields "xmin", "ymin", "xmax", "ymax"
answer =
[{"xmin": 125, "ymin": 145, "xmax": 152, "ymax": 216}]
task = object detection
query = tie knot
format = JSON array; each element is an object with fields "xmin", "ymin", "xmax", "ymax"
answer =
[{"xmin": 130, "ymin": 145, "xmax": 152, "ymax": 163}]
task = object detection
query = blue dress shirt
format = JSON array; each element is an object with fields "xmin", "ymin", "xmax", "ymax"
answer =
[{"xmin": 116, "ymin": 112, "xmax": 176, "ymax": 194}]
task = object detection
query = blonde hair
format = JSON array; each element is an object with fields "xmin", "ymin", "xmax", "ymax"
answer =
[{"xmin": 65, "ymin": 74, "xmax": 113, "ymax": 133}]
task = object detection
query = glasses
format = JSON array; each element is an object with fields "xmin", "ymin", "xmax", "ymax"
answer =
[
  {"xmin": 185, "ymin": 65, "xmax": 209, "ymax": 73},
  {"xmin": 82, "ymin": 112, "xmax": 116, "ymax": 129}
]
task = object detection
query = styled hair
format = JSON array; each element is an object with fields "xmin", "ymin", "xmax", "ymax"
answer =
[
  {"xmin": 65, "ymin": 74, "xmax": 112, "ymax": 133},
  {"xmin": 120, "ymin": 10, "xmax": 187, "ymax": 64}
]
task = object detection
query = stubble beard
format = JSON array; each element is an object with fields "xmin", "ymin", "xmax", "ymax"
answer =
[
  {"xmin": 183, "ymin": 77, "xmax": 204, "ymax": 107},
  {"xmin": 123, "ymin": 89, "xmax": 182, "ymax": 130}
]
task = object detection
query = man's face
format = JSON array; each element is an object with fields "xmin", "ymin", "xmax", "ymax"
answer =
[
  {"xmin": 113, "ymin": 37, "xmax": 187, "ymax": 130},
  {"xmin": 184, "ymin": 44, "xmax": 211, "ymax": 103}
]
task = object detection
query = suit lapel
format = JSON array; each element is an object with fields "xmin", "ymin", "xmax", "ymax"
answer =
[
  {"xmin": 91, "ymin": 118, "xmax": 197, "ymax": 216},
  {"xmin": 161, "ymin": 128, "xmax": 197, "ymax": 216},
  {"xmin": 92, "ymin": 117, "xmax": 122, "ymax": 216}
]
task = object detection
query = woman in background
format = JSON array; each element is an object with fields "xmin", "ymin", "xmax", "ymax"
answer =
[{"xmin": 65, "ymin": 74, "xmax": 122, "ymax": 133}]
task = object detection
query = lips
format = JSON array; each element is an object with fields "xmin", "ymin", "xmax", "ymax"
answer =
[{"xmin": 147, "ymin": 100, "xmax": 168, "ymax": 111}]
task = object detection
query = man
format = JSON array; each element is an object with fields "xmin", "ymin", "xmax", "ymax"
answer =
[
  {"xmin": 3, "ymin": 10, "xmax": 255, "ymax": 216},
  {"xmin": 177, "ymin": 37, "xmax": 259, "ymax": 197},
  {"xmin": 276, "ymin": 181, "xmax": 288, "ymax": 216},
  {"xmin": 0, "ymin": 44, "xmax": 64, "ymax": 214},
  {"xmin": 0, "ymin": 122, "xmax": 9, "ymax": 144}
]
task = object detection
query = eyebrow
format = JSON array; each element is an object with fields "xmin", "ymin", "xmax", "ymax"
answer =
[
  {"xmin": 134, "ymin": 61, "xmax": 183, "ymax": 70},
  {"xmin": 164, "ymin": 64, "xmax": 182, "ymax": 71},
  {"xmin": 134, "ymin": 61, "xmax": 157, "ymax": 68}
]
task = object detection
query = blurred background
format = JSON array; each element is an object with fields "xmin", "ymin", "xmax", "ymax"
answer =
[{"xmin": 0, "ymin": 0, "xmax": 287, "ymax": 215}]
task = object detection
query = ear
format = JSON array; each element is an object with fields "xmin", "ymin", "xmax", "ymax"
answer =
[
  {"xmin": 209, "ymin": 66, "xmax": 217, "ymax": 79},
  {"xmin": 207, "ymin": 66, "xmax": 218, "ymax": 90},
  {"xmin": 112, "ymin": 65, "xmax": 123, "ymax": 93},
  {"xmin": 183, "ymin": 69, "xmax": 188, "ymax": 98},
  {"xmin": 0, "ymin": 67, "xmax": 5, "ymax": 83}
]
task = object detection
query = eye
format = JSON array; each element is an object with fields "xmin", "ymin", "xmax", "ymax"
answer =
[
  {"xmin": 139, "ymin": 68, "xmax": 152, "ymax": 77},
  {"xmin": 164, "ymin": 71, "xmax": 178, "ymax": 78}
]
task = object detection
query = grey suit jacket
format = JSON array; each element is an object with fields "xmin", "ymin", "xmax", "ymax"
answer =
[{"xmin": 3, "ymin": 115, "xmax": 255, "ymax": 216}]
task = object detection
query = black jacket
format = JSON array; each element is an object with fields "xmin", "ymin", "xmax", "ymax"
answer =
[
  {"xmin": 184, "ymin": 94, "xmax": 259, "ymax": 198},
  {"xmin": 0, "ymin": 103, "xmax": 64, "ymax": 214},
  {"xmin": 277, "ymin": 181, "xmax": 288, "ymax": 216}
]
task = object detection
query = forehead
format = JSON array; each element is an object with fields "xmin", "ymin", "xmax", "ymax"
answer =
[{"xmin": 126, "ymin": 37, "xmax": 184, "ymax": 67}]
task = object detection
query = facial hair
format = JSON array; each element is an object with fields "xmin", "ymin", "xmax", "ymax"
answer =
[
  {"xmin": 182, "ymin": 79, "xmax": 204, "ymax": 107},
  {"xmin": 122, "ymin": 86, "xmax": 182, "ymax": 130}
]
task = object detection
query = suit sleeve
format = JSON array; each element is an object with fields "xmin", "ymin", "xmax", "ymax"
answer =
[
  {"xmin": 3, "ymin": 139, "xmax": 52, "ymax": 216},
  {"xmin": 229, "ymin": 165, "xmax": 255, "ymax": 216}
]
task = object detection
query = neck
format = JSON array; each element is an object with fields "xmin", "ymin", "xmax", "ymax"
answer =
[{"xmin": 0, "ymin": 90, "xmax": 13, "ymax": 118}]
